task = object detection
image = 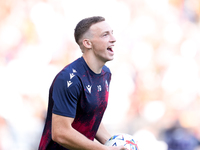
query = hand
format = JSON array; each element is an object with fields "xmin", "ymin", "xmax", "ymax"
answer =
[{"xmin": 108, "ymin": 145, "xmax": 127, "ymax": 150}]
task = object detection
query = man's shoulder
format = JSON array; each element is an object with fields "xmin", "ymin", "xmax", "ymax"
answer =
[
  {"xmin": 53, "ymin": 58, "xmax": 83, "ymax": 86},
  {"xmin": 60, "ymin": 57, "xmax": 83, "ymax": 75}
]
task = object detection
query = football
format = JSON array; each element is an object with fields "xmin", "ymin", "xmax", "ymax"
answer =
[{"xmin": 104, "ymin": 133, "xmax": 139, "ymax": 150}]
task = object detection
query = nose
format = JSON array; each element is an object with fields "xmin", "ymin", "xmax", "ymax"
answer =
[{"xmin": 110, "ymin": 34, "xmax": 116, "ymax": 43}]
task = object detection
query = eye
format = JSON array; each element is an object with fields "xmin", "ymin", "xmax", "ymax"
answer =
[{"xmin": 103, "ymin": 33, "xmax": 108, "ymax": 37}]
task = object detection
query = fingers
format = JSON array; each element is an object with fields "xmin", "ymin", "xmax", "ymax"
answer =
[
  {"xmin": 109, "ymin": 145, "xmax": 134, "ymax": 150},
  {"xmin": 118, "ymin": 145, "xmax": 127, "ymax": 150},
  {"xmin": 108, "ymin": 145, "xmax": 127, "ymax": 150}
]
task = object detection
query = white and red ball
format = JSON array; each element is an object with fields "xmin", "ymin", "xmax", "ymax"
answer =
[{"xmin": 104, "ymin": 133, "xmax": 139, "ymax": 150}]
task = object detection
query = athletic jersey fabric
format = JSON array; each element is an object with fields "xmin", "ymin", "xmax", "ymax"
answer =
[{"xmin": 39, "ymin": 57, "xmax": 111, "ymax": 150}]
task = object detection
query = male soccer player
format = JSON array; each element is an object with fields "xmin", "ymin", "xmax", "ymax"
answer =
[{"xmin": 39, "ymin": 16, "xmax": 126, "ymax": 150}]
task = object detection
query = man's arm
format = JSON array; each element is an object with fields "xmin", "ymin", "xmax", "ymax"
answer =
[
  {"xmin": 52, "ymin": 114, "xmax": 126, "ymax": 150},
  {"xmin": 95, "ymin": 123, "xmax": 111, "ymax": 144},
  {"xmin": 52, "ymin": 114, "xmax": 107, "ymax": 150}
]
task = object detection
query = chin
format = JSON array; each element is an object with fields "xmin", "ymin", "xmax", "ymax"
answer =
[
  {"xmin": 101, "ymin": 55, "xmax": 114, "ymax": 63},
  {"xmin": 106, "ymin": 57, "xmax": 114, "ymax": 62}
]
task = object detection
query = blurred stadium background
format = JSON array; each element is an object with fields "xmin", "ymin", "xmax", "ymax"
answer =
[{"xmin": 0, "ymin": 0, "xmax": 200, "ymax": 149}]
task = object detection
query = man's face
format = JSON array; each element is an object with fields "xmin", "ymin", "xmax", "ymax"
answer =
[{"xmin": 89, "ymin": 21, "xmax": 116, "ymax": 63}]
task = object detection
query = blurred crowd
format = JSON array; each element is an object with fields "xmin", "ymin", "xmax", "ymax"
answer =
[{"xmin": 0, "ymin": 0, "xmax": 200, "ymax": 150}]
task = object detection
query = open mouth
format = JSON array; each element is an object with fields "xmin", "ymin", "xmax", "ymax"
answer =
[{"xmin": 107, "ymin": 47, "xmax": 113, "ymax": 52}]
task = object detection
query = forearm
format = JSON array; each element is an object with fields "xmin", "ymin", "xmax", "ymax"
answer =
[
  {"xmin": 95, "ymin": 123, "xmax": 111, "ymax": 144},
  {"xmin": 52, "ymin": 114, "xmax": 109, "ymax": 150},
  {"xmin": 54, "ymin": 127, "xmax": 108, "ymax": 150}
]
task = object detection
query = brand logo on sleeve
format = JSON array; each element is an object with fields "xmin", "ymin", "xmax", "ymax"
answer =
[
  {"xmin": 67, "ymin": 81, "xmax": 73, "ymax": 87},
  {"xmin": 70, "ymin": 73, "xmax": 75, "ymax": 79},
  {"xmin": 72, "ymin": 69, "xmax": 77, "ymax": 73}
]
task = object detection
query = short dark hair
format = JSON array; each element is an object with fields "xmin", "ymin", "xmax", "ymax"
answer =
[{"xmin": 74, "ymin": 16, "xmax": 105, "ymax": 45}]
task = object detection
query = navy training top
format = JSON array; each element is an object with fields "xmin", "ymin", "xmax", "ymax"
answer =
[{"xmin": 39, "ymin": 57, "xmax": 111, "ymax": 150}]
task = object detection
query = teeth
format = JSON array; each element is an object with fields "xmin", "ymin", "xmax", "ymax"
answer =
[
  {"xmin": 107, "ymin": 47, "xmax": 113, "ymax": 52},
  {"xmin": 107, "ymin": 46, "xmax": 114, "ymax": 52}
]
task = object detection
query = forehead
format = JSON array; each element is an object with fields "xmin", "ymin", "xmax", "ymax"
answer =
[{"xmin": 90, "ymin": 21, "xmax": 112, "ymax": 34}]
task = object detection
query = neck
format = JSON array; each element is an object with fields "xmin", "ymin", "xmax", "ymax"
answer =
[{"xmin": 82, "ymin": 54, "xmax": 105, "ymax": 74}]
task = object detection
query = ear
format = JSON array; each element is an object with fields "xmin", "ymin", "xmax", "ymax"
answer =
[{"xmin": 82, "ymin": 39, "xmax": 92, "ymax": 49}]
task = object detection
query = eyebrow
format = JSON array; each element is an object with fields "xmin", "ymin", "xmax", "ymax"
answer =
[{"xmin": 102, "ymin": 30, "xmax": 113, "ymax": 35}]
